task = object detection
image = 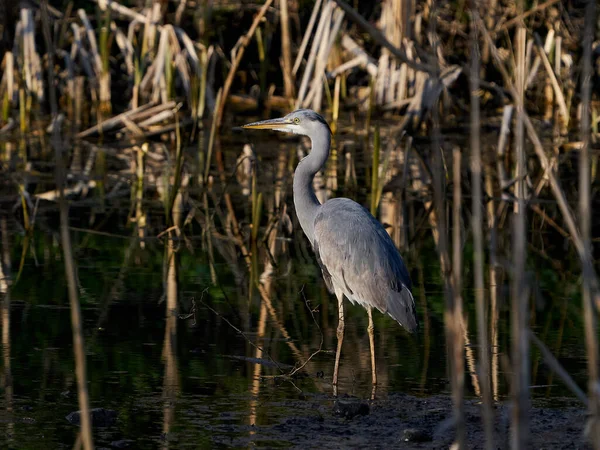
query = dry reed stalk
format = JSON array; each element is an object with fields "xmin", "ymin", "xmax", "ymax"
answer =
[
  {"xmin": 332, "ymin": 76, "xmax": 341, "ymax": 122},
  {"xmin": 2, "ymin": 52, "xmax": 14, "ymax": 109},
  {"xmin": 329, "ymin": 56, "xmax": 369, "ymax": 79},
  {"xmin": 76, "ymin": 102, "xmax": 156, "ymax": 138},
  {"xmin": 523, "ymin": 112, "xmax": 600, "ymax": 300},
  {"xmin": 305, "ymin": 8, "xmax": 345, "ymax": 110},
  {"xmin": 480, "ymin": 24, "xmax": 600, "ymax": 307},
  {"xmin": 375, "ymin": 1, "xmax": 390, "ymax": 105},
  {"xmin": 96, "ymin": 0, "xmax": 147, "ymax": 22},
  {"xmin": 78, "ymin": 9, "xmax": 110, "ymax": 107},
  {"xmin": 205, "ymin": 88, "xmax": 222, "ymax": 183},
  {"xmin": 279, "ymin": 0, "xmax": 294, "ymax": 100},
  {"xmin": 149, "ymin": 27, "xmax": 169, "ymax": 103},
  {"xmin": 332, "ymin": 0, "xmax": 436, "ymax": 74},
  {"xmin": 293, "ymin": 0, "xmax": 323, "ymax": 75},
  {"xmin": 485, "ymin": 171, "xmax": 500, "ymax": 402},
  {"xmin": 525, "ymin": 29, "xmax": 553, "ymax": 89},
  {"xmin": 533, "ymin": 33, "xmax": 569, "ymax": 127},
  {"xmin": 162, "ymin": 190, "xmax": 181, "ymax": 442},
  {"xmin": 469, "ymin": 16, "xmax": 493, "ymax": 448},
  {"xmin": 497, "ymin": 105, "xmax": 513, "ymax": 195},
  {"xmin": 426, "ymin": 53, "xmax": 460, "ymax": 442},
  {"xmin": 43, "ymin": 6, "xmax": 93, "ymax": 447},
  {"xmin": 529, "ymin": 331, "xmax": 588, "ymax": 405},
  {"xmin": 214, "ymin": 0, "xmax": 274, "ymax": 129},
  {"xmin": 70, "ymin": 24, "xmax": 97, "ymax": 95},
  {"xmin": 144, "ymin": 1, "xmax": 162, "ymax": 57},
  {"xmin": 176, "ymin": 28, "xmax": 200, "ymax": 69},
  {"xmin": 377, "ymin": 0, "xmax": 407, "ymax": 106},
  {"xmin": 579, "ymin": 0, "xmax": 600, "ymax": 444},
  {"xmin": 0, "ymin": 216, "xmax": 12, "ymax": 442},
  {"xmin": 197, "ymin": 45, "xmax": 212, "ymax": 118},
  {"xmin": 492, "ymin": 0, "xmax": 561, "ymax": 36},
  {"xmin": 296, "ymin": 0, "xmax": 333, "ymax": 108},
  {"xmin": 111, "ymin": 22, "xmax": 134, "ymax": 76},
  {"xmin": 339, "ymin": 35, "xmax": 378, "ymax": 77},
  {"xmin": 451, "ymin": 146, "xmax": 465, "ymax": 448},
  {"xmin": 175, "ymin": 0, "xmax": 187, "ymax": 26},
  {"xmin": 56, "ymin": 50, "xmax": 75, "ymax": 124},
  {"xmin": 511, "ymin": 17, "xmax": 530, "ymax": 449},
  {"xmin": 137, "ymin": 105, "xmax": 180, "ymax": 128},
  {"xmin": 20, "ymin": 9, "xmax": 43, "ymax": 101},
  {"xmin": 397, "ymin": 54, "xmax": 409, "ymax": 104},
  {"xmin": 309, "ymin": 8, "xmax": 333, "ymax": 110}
]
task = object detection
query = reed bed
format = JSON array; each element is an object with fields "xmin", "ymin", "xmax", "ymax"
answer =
[{"xmin": 0, "ymin": 0, "xmax": 599, "ymax": 448}]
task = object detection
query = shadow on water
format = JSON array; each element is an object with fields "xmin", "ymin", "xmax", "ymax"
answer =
[{"xmin": 0, "ymin": 125, "xmax": 594, "ymax": 447}]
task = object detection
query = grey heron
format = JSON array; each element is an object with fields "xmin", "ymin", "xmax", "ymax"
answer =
[{"xmin": 242, "ymin": 109, "xmax": 418, "ymax": 394}]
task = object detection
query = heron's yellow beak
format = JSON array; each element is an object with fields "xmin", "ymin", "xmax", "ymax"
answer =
[{"xmin": 241, "ymin": 117, "xmax": 293, "ymax": 130}]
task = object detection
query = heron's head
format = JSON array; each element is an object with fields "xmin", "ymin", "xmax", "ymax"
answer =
[{"xmin": 242, "ymin": 109, "xmax": 331, "ymax": 138}]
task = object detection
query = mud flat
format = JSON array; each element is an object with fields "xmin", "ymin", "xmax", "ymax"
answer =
[{"xmin": 212, "ymin": 392, "xmax": 589, "ymax": 449}]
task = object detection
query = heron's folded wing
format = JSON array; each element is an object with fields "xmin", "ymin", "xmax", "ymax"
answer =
[{"xmin": 312, "ymin": 198, "xmax": 417, "ymax": 332}]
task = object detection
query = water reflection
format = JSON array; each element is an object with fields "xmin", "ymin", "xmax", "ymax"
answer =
[
  {"xmin": 0, "ymin": 128, "xmax": 592, "ymax": 447},
  {"xmin": 1, "ymin": 216, "xmax": 13, "ymax": 445}
]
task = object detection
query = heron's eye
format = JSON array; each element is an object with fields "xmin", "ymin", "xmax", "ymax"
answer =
[{"xmin": 293, "ymin": 117, "xmax": 301, "ymax": 124}]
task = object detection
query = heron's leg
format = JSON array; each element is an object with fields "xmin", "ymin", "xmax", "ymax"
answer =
[
  {"xmin": 367, "ymin": 307, "xmax": 377, "ymax": 387},
  {"xmin": 332, "ymin": 291, "xmax": 345, "ymax": 396}
]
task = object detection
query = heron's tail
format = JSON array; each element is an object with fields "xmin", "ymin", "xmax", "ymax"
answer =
[{"xmin": 386, "ymin": 286, "xmax": 418, "ymax": 333}]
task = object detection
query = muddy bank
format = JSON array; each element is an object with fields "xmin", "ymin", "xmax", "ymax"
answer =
[{"xmin": 212, "ymin": 393, "xmax": 589, "ymax": 449}]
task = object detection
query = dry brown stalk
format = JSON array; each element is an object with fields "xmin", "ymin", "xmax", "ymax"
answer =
[
  {"xmin": 48, "ymin": 44, "xmax": 95, "ymax": 450},
  {"xmin": 279, "ymin": 0, "xmax": 294, "ymax": 99},
  {"xmin": 304, "ymin": 7, "xmax": 345, "ymax": 110},
  {"xmin": 533, "ymin": 33, "xmax": 569, "ymax": 127},
  {"xmin": 96, "ymin": 0, "xmax": 147, "ymax": 22},
  {"xmin": 20, "ymin": 8, "xmax": 44, "ymax": 101},
  {"xmin": 296, "ymin": 0, "xmax": 333, "ymax": 109},
  {"xmin": 529, "ymin": 331, "xmax": 588, "ymax": 405},
  {"xmin": 76, "ymin": 102, "xmax": 157, "ymax": 138},
  {"xmin": 293, "ymin": 0, "xmax": 323, "ymax": 75},
  {"xmin": 484, "ymin": 171, "xmax": 500, "ymax": 403},
  {"xmin": 331, "ymin": 0, "xmax": 437, "ymax": 74},
  {"xmin": 525, "ymin": 30, "xmax": 554, "ymax": 90},
  {"xmin": 579, "ymin": 0, "xmax": 600, "ymax": 444},
  {"xmin": 530, "ymin": 204, "xmax": 570, "ymax": 239},
  {"xmin": 214, "ymin": 0, "xmax": 274, "ymax": 130},
  {"xmin": 496, "ymin": 105, "xmax": 513, "ymax": 194},
  {"xmin": 480, "ymin": 26, "xmax": 600, "ymax": 444},
  {"xmin": 451, "ymin": 146, "xmax": 465, "ymax": 448},
  {"xmin": 511, "ymin": 16, "xmax": 530, "ymax": 448},
  {"xmin": 41, "ymin": 4, "xmax": 93, "ymax": 447},
  {"xmin": 0, "ymin": 217, "xmax": 13, "ymax": 442},
  {"xmin": 469, "ymin": 14, "xmax": 494, "ymax": 448},
  {"xmin": 339, "ymin": 35, "xmax": 378, "ymax": 77},
  {"xmin": 493, "ymin": 0, "xmax": 561, "ymax": 36},
  {"xmin": 479, "ymin": 20, "xmax": 598, "ymax": 279}
]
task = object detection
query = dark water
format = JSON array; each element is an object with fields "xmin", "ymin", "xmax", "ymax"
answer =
[{"xmin": 0, "ymin": 132, "xmax": 591, "ymax": 448}]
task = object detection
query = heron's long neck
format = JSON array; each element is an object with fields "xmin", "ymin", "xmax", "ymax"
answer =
[{"xmin": 293, "ymin": 132, "xmax": 330, "ymax": 244}]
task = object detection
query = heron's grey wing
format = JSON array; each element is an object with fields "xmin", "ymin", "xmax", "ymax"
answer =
[
  {"xmin": 313, "ymin": 239, "xmax": 334, "ymax": 293},
  {"xmin": 313, "ymin": 198, "xmax": 418, "ymax": 332}
]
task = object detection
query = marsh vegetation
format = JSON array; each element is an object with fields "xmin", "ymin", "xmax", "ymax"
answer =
[{"xmin": 0, "ymin": 0, "xmax": 599, "ymax": 448}]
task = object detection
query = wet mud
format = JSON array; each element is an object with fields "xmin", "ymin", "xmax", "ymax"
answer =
[{"xmin": 213, "ymin": 392, "xmax": 590, "ymax": 449}]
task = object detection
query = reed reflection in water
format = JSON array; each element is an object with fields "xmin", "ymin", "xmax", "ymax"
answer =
[{"xmin": 0, "ymin": 124, "xmax": 594, "ymax": 447}]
